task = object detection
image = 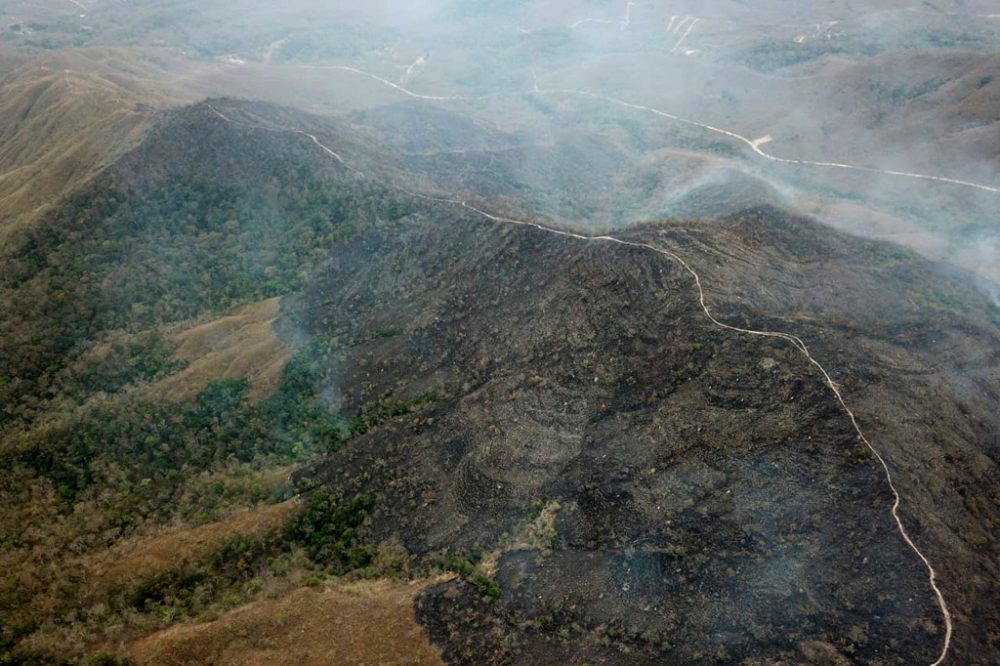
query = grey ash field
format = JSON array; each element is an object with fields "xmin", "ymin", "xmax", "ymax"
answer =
[{"xmin": 0, "ymin": 1, "xmax": 998, "ymax": 665}]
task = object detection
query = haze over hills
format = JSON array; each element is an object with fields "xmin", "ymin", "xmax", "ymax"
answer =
[{"xmin": 0, "ymin": 1, "xmax": 998, "ymax": 665}]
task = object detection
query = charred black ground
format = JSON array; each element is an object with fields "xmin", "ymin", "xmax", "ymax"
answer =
[{"xmin": 281, "ymin": 201, "xmax": 999, "ymax": 663}]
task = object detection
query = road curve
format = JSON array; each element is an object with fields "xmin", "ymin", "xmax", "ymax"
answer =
[{"xmin": 311, "ymin": 64, "xmax": 999, "ymax": 195}]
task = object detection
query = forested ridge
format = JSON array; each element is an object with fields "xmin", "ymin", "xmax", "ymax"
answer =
[
  {"xmin": 0, "ymin": 101, "xmax": 430, "ymax": 663},
  {"xmin": 0, "ymin": 101, "xmax": 410, "ymax": 430}
]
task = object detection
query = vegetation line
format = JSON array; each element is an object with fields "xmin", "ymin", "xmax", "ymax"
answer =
[{"xmin": 207, "ymin": 98, "xmax": 953, "ymax": 665}]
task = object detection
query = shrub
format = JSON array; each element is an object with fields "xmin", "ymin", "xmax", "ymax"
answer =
[{"xmin": 293, "ymin": 492, "xmax": 376, "ymax": 570}]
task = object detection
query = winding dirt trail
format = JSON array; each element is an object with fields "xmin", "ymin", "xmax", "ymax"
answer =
[
  {"xmin": 383, "ymin": 163, "xmax": 959, "ymax": 666},
  {"xmin": 569, "ymin": 17, "xmax": 613, "ymax": 29},
  {"xmin": 672, "ymin": 17, "xmax": 700, "ymax": 52},
  {"xmin": 206, "ymin": 104, "xmax": 363, "ymax": 175},
  {"xmin": 321, "ymin": 65, "xmax": 486, "ymax": 101},
  {"xmin": 204, "ymin": 65, "xmax": 959, "ymax": 660},
  {"xmin": 622, "ymin": 2, "xmax": 637, "ymax": 29},
  {"xmin": 313, "ymin": 65, "xmax": 999, "ymax": 194},
  {"xmin": 264, "ymin": 39, "xmax": 288, "ymax": 64},
  {"xmin": 557, "ymin": 89, "xmax": 999, "ymax": 194},
  {"xmin": 399, "ymin": 54, "xmax": 427, "ymax": 85},
  {"xmin": 569, "ymin": 0, "xmax": 638, "ymax": 31}
]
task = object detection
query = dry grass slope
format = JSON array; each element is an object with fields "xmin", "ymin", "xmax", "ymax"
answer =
[
  {"xmin": 129, "ymin": 579, "xmax": 447, "ymax": 666},
  {"xmin": 81, "ymin": 499, "xmax": 300, "ymax": 600},
  {"xmin": 150, "ymin": 297, "xmax": 292, "ymax": 404},
  {"xmin": 0, "ymin": 48, "xmax": 200, "ymax": 238}
]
